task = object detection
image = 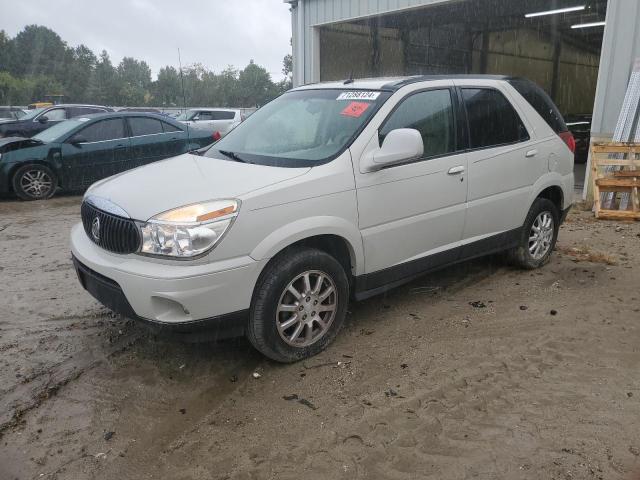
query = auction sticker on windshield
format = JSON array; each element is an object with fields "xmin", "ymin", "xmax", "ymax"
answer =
[
  {"xmin": 341, "ymin": 102, "xmax": 370, "ymax": 118},
  {"xmin": 337, "ymin": 91, "xmax": 381, "ymax": 101}
]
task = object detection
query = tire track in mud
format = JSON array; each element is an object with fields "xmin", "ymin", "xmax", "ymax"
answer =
[{"xmin": 0, "ymin": 323, "xmax": 142, "ymax": 437}]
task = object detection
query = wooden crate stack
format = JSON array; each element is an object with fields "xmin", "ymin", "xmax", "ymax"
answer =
[{"xmin": 591, "ymin": 142, "xmax": 640, "ymax": 220}]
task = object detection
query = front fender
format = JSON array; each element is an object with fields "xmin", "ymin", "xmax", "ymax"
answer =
[{"xmin": 249, "ymin": 216, "xmax": 365, "ymax": 276}]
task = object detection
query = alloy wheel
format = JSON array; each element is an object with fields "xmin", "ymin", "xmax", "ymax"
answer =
[
  {"xmin": 528, "ymin": 211, "xmax": 554, "ymax": 260},
  {"xmin": 20, "ymin": 169, "xmax": 53, "ymax": 199},
  {"xmin": 276, "ymin": 270, "xmax": 338, "ymax": 347}
]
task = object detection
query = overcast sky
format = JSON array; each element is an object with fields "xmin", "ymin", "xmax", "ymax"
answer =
[{"xmin": 0, "ymin": 0, "xmax": 292, "ymax": 80}]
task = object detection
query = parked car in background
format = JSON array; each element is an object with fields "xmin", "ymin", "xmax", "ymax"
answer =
[
  {"xmin": 70, "ymin": 75, "xmax": 574, "ymax": 362},
  {"xmin": 0, "ymin": 104, "xmax": 114, "ymax": 139},
  {"xmin": 0, "ymin": 112, "xmax": 216, "ymax": 200},
  {"xmin": 0, "ymin": 107, "xmax": 28, "ymax": 121},
  {"xmin": 176, "ymin": 108, "xmax": 243, "ymax": 138},
  {"xmin": 565, "ymin": 114, "xmax": 591, "ymax": 163}
]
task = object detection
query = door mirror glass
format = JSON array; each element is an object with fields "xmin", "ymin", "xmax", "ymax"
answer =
[
  {"xmin": 69, "ymin": 135, "xmax": 87, "ymax": 145},
  {"xmin": 363, "ymin": 128, "xmax": 424, "ymax": 172},
  {"xmin": 38, "ymin": 115, "xmax": 49, "ymax": 123}
]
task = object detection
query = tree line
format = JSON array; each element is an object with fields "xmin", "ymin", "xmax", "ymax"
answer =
[{"xmin": 0, "ymin": 25, "xmax": 293, "ymax": 108}]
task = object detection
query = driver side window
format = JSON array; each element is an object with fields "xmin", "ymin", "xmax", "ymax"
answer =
[
  {"xmin": 379, "ymin": 89, "xmax": 456, "ymax": 159},
  {"xmin": 42, "ymin": 108, "xmax": 67, "ymax": 121}
]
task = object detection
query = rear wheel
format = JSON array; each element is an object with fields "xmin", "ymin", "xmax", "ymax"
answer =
[
  {"xmin": 12, "ymin": 164, "xmax": 57, "ymax": 200},
  {"xmin": 508, "ymin": 198, "xmax": 559, "ymax": 269},
  {"xmin": 247, "ymin": 247, "xmax": 349, "ymax": 363}
]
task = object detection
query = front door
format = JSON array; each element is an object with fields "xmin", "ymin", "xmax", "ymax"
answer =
[
  {"xmin": 355, "ymin": 87, "xmax": 468, "ymax": 283},
  {"xmin": 61, "ymin": 117, "xmax": 130, "ymax": 190}
]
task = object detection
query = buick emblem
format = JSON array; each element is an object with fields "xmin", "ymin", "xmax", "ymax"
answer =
[{"xmin": 91, "ymin": 216, "xmax": 101, "ymax": 241}]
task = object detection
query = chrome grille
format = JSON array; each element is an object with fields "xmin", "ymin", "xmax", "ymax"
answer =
[{"xmin": 81, "ymin": 201, "xmax": 141, "ymax": 254}]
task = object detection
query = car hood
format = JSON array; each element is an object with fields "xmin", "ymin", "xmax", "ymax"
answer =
[
  {"xmin": 0, "ymin": 136, "xmax": 41, "ymax": 149},
  {"xmin": 86, "ymin": 152, "xmax": 310, "ymax": 220}
]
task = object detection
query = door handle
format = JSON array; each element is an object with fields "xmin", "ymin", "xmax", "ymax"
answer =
[
  {"xmin": 525, "ymin": 149, "xmax": 538, "ymax": 158},
  {"xmin": 447, "ymin": 166, "xmax": 465, "ymax": 175}
]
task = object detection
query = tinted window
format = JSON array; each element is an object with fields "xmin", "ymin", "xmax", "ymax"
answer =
[
  {"xmin": 76, "ymin": 118, "xmax": 125, "ymax": 142},
  {"xmin": 508, "ymin": 79, "xmax": 567, "ymax": 133},
  {"xmin": 211, "ymin": 111, "xmax": 235, "ymax": 120},
  {"xmin": 43, "ymin": 108, "xmax": 67, "ymax": 121},
  {"xmin": 68, "ymin": 107, "xmax": 106, "ymax": 117},
  {"xmin": 129, "ymin": 117, "xmax": 164, "ymax": 136},
  {"xmin": 161, "ymin": 121, "xmax": 181, "ymax": 133},
  {"xmin": 462, "ymin": 88, "xmax": 529, "ymax": 149},
  {"xmin": 380, "ymin": 89, "xmax": 456, "ymax": 158}
]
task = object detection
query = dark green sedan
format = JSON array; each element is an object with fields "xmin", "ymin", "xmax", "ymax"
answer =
[{"xmin": 0, "ymin": 112, "xmax": 216, "ymax": 200}]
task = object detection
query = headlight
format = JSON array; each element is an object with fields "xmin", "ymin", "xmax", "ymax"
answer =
[{"xmin": 138, "ymin": 199, "xmax": 239, "ymax": 258}]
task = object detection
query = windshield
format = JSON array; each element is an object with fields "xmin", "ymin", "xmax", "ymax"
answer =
[
  {"xmin": 176, "ymin": 110, "xmax": 198, "ymax": 121},
  {"xmin": 205, "ymin": 89, "xmax": 390, "ymax": 167},
  {"xmin": 20, "ymin": 108, "xmax": 45, "ymax": 120},
  {"xmin": 32, "ymin": 118, "xmax": 89, "ymax": 143}
]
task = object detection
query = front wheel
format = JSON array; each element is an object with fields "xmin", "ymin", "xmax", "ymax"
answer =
[
  {"xmin": 508, "ymin": 198, "xmax": 559, "ymax": 269},
  {"xmin": 12, "ymin": 164, "xmax": 58, "ymax": 201},
  {"xmin": 247, "ymin": 247, "xmax": 349, "ymax": 363}
]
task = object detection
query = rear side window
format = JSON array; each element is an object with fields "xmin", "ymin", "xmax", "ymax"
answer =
[
  {"xmin": 507, "ymin": 79, "xmax": 567, "ymax": 133},
  {"xmin": 198, "ymin": 111, "xmax": 235, "ymax": 120},
  {"xmin": 77, "ymin": 118, "xmax": 125, "ymax": 142},
  {"xmin": 462, "ymin": 88, "xmax": 529, "ymax": 149},
  {"xmin": 380, "ymin": 89, "xmax": 457, "ymax": 158},
  {"xmin": 129, "ymin": 117, "xmax": 164, "ymax": 136}
]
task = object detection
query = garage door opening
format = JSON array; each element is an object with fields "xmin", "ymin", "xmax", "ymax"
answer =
[{"xmin": 318, "ymin": 0, "xmax": 608, "ymax": 192}]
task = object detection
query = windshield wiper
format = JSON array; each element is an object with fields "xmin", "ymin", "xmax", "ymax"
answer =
[{"xmin": 218, "ymin": 150, "xmax": 250, "ymax": 163}]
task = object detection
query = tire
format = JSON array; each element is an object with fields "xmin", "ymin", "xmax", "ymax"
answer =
[
  {"xmin": 12, "ymin": 164, "xmax": 58, "ymax": 201},
  {"xmin": 247, "ymin": 247, "xmax": 350, "ymax": 363},
  {"xmin": 508, "ymin": 198, "xmax": 559, "ymax": 269}
]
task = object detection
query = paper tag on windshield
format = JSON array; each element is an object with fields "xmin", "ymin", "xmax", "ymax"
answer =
[
  {"xmin": 341, "ymin": 102, "xmax": 370, "ymax": 118},
  {"xmin": 337, "ymin": 91, "xmax": 380, "ymax": 101}
]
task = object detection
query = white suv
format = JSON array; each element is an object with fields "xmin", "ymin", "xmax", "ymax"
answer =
[{"xmin": 71, "ymin": 76, "xmax": 574, "ymax": 362}]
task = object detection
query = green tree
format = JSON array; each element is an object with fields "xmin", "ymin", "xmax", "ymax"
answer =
[
  {"xmin": 88, "ymin": 50, "xmax": 117, "ymax": 105},
  {"xmin": 116, "ymin": 57, "xmax": 152, "ymax": 105},
  {"xmin": 238, "ymin": 60, "xmax": 276, "ymax": 107},
  {"xmin": 153, "ymin": 66, "xmax": 182, "ymax": 106},
  {"xmin": 11, "ymin": 25, "xmax": 68, "ymax": 80}
]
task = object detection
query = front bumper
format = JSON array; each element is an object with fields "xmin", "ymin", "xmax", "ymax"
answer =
[{"xmin": 70, "ymin": 223, "xmax": 265, "ymax": 334}]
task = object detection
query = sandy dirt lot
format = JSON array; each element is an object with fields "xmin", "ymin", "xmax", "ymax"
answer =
[{"xmin": 1, "ymin": 196, "xmax": 639, "ymax": 480}]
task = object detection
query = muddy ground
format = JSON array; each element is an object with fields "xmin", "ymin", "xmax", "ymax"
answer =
[{"xmin": 0, "ymin": 196, "xmax": 639, "ymax": 480}]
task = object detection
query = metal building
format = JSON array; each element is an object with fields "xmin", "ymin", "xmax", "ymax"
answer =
[{"xmin": 286, "ymin": 0, "xmax": 640, "ymax": 197}]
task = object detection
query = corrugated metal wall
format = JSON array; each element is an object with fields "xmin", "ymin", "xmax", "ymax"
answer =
[
  {"xmin": 294, "ymin": 0, "xmax": 638, "ymax": 140},
  {"xmin": 591, "ymin": 0, "xmax": 640, "ymax": 138}
]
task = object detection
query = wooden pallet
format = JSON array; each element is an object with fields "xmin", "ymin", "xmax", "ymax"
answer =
[{"xmin": 591, "ymin": 142, "xmax": 640, "ymax": 220}]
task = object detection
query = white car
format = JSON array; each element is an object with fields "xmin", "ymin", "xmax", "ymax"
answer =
[
  {"xmin": 176, "ymin": 108, "xmax": 244, "ymax": 139},
  {"xmin": 71, "ymin": 75, "xmax": 574, "ymax": 362}
]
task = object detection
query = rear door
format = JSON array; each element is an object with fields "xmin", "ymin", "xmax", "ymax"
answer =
[
  {"xmin": 127, "ymin": 116, "xmax": 169, "ymax": 165},
  {"xmin": 454, "ymin": 80, "xmax": 542, "ymax": 246},
  {"xmin": 61, "ymin": 117, "xmax": 129, "ymax": 190},
  {"xmin": 160, "ymin": 120, "xmax": 188, "ymax": 157}
]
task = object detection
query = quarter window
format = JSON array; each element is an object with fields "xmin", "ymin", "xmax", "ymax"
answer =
[
  {"xmin": 462, "ymin": 88, "xmax": 529, "ymax": 149},
  {"xmin": 379, "ymin": 89, "xmax": 456, "ymax": 159},
  {"xmin": 161, "ymin": 121, "xmax": 181, "ymax": 133},
  {"xmin": 129, "ymin": 117, "xmax": 164, "ymax": 136},
  {"xmin": 76, "ymin": 118, "xmax": 125, "ymax": 142}
]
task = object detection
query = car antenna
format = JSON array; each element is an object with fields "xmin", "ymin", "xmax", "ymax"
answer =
[
  {"xmin": 178, "ymin": 47, "xmax": 191, "ymax": 147},
  {"xmin": 344, "ymin": 72, "xmax": 354, "ymax": 85}
]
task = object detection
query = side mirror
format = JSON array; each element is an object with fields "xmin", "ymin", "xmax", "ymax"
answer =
[
  {"xmin": 38, "ymin": 115, "xmax": 49, "ymax": 123},
  {"xmin": 69, "ymin": 135, "xmax": 87, "ymax": 146},
  {"xmin": 362, "ymin": 128, "xmax": 424, "ymax": 172}
]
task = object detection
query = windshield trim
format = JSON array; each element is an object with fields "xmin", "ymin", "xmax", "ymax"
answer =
[{"xmin": 206, "ymin": 88, "xmax": 392, "ymax": 168}]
